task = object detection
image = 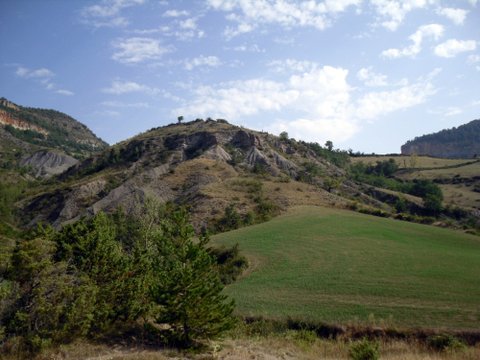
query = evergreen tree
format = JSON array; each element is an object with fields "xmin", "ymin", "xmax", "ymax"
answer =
[{"xmin": 149, "ymin": 207, "xmax": 235, "ymax": 346}]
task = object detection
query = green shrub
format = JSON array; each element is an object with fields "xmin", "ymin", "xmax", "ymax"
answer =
[
  {"xmin": 427, "ymin": 334, "xmax": 465, "ymax": 352},
  {"xmin": 349, "ymin": 338, "xmax": 380, "ymax": 360}
]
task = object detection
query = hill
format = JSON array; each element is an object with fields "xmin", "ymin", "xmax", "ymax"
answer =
[
  {"xmin": 213, "ymin": 206, "xmax": 480, "ymax": 330},
  {"xmin": 20, "ymin": 119, "xmax": 358, "ymax": 229},
  {"xmin": 401, "ymin": 119, "xmax": 480, "ymax": 159},
  {"xmin": 0, "ymin": 97, "xmax": 108, "ymax": 177}
]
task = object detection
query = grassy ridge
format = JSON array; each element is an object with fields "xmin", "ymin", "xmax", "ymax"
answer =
[{"xmin": 213, "ymin": 206, "xmax": 480, "ymax": 330}]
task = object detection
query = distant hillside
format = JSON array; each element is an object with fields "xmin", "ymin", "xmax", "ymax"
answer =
[
  {"xmin": 0, "ymin": 97, "xmax": 108, "ymax": 160},
  {"xmin": 401, "ymin": 119, "xmax": 480, "ymax": 158},
  {"xmin": 0, "ymin": 97, "xmax": 108, "ymax": 178}
]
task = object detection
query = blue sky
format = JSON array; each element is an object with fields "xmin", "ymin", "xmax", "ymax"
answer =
[{"xmin": 1, "ymin": 0, "xmax": 479, "ymax": 153}]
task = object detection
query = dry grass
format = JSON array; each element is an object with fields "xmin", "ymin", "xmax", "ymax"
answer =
[
  {"xmin": 20, "ymin": 335, "xmax": 480, "ymax": 360},
  {"xmin": 440, "ymin": 184, "xmax": 480, "ymax": 209},
  {"xmin": 398, "ymin": 162, "xmax": 480, "ymax": 181},
  {"xmin": 351, "ymin": 156, "xmax": 472, "ymax": 169}
]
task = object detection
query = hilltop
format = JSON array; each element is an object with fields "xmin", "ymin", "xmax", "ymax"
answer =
[{"xmin": 401, "ymin": 119, "xmax": 480, "ymax": 159}]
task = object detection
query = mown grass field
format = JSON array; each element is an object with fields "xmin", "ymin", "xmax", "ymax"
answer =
[{"xmin": 213, "ymin": 206, "xmax": 480, "ymax": 330}]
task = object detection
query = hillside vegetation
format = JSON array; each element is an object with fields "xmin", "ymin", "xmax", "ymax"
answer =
[
  {"xmin": 214, "ymin": 206, "xmax": 480, "ymax": 330},
  {"xmin": 0, "ymin": 97, "xmax": 107, "ymax": 161}
]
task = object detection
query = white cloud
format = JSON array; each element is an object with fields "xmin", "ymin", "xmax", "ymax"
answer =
[
  {"xmin": 267, "ymin": 59, "xmax": 318, "ymax": 73},
  {"xmin": 434, "ymin": 39, "xmax": 477, "ymax": 58},
  {"xmin": 231, "ymin": 44, "xmax": 265, "ymax": 52},
  {"xmin": 371, "ymin": 0, "xmax": 435, "ymax": 31},
  {"xmin": 356, "ymin": 67, "xmax": 388, "ymax": 87},
  {"xmin": 15, "ymin": 66, "xmax": 74, "ymax": 96},
  {"xmin": 436, "ymin": 7, "xmax": 468, "ymax": 25},
  {"xmin": 468, "ymin": 54, "xmax": 480, "ymax": 64},
  {"xmin": 56, "ymin": 89, "xmax": 75, "ymax": 96},
  {"xmin": 16, "ymin": 66, "xmax": 54, "ymax": 79},
  {"xmin": 207, "ymin": 0, "xmax": 361, "ymax": 38},
  {"xmin": 184, "ymin": 55, "xmax": 222, "ymax": 70},
  {"xmin": 382, "ymin": 23, "xmax": 444, "ymax": 58},
  {"xmin": 179, "ymin": 18, "xmax": 197, "ymax": 30},
  {"xmin": 355, "ymin": 81, "xmax": 435, "ymax": 120},
  {"xmin": 445, "ymin": 107, "xmax": 462, "ymax": 116},
  {"xmin": 81, "ymin": 0, "xmax": 145, "ymax": 28},
  {"xmin": 174, "ymin": 66, "xmax": 435, "ymax": 145},
  {"xmin": 163, "ymin": 9, "xmax": 190, "ymax": 17},
  {"xmin": 112, "ymin": 37, "xmax": 173, "ymax": 64},
  {"xmin": 102, "ymin": 80, "xmax": 154, "ymax": 94},
  {"xmin": 101, "ymin": 100, "xmax": 149, "ymax": 108}
]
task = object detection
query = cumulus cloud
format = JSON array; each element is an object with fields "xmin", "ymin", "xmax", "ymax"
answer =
[
  {"xmin": 101, "ymin": 100, "xmax": 149, "ymax": 108},
  {"xmin": 163, "ymin": 9, "xmax": 190, "ymax": 17},
  {"xmin": 184, "ymin": 55, "xmax": 222, "ymax": 70},
  {"xmin": 381, "ymin": 23, "xmax": 444, "ymax": 58},
  {"xmin": 434, "ymin": 39, "xmax": 477, "ymax": 58},
  {"xmin": 81, "ymin": 0, "xmax": 145, "ymax": 28},
  {"xmin": 112, "ymin": 37, "xmax": 173, "ymax": 64},
  {"xmin": 15, "ymin": 66, "xmax": 74, "ymax": 96},
  {"xmin": 16, "ymin": 67, "xmax": 54, "ymax": 79},
  {"xmin": 267, "ymin": 59, "xmax": 318, "ymax": 73},
  {"xmin": 436, "ymin": 7, "xmax": 468, "ymax": 25},
  {"xmin": 55, "ymin": 89, "xmax": 75, "ymax": 96},
  {"xmin": 102, "ymin": 80, "xmax": 154, "ymax": 94},
  {"xmin": 371, "ymin": 0, "xmax": 435, "ymax": 31},
  {"xmin": 207, "ymin": 0, "xmax": 361, "ymax": 38},
  {"xmin": 356, "ymin": 67, "xmax": 388, "ymax": 87},
  {"xmin": 231, "ymin": 44, "xmax": 265, "ymax": 52},
  {"xmin": 174, "ymin": 65, "xmax": 435, "ymax": 144}
]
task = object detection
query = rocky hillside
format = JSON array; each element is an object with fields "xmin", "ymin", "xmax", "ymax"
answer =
[
  {"xmin": 0, "ymin": 97, "xmax": 108, "ymax": 177},
  {"xmin": 401, "ymin": 119, "xmax": 480, "ymax": 159},
  {"xmin": 22, "ymin": 119, "xmax": 372, "ymax": 229}
]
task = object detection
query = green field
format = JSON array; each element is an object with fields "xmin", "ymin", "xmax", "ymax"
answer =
[{"xmin": 213, "ymin": 206, "xmax": 480, "ymax": 330}]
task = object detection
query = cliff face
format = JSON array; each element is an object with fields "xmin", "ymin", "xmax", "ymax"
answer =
[{"xmin": 401, "ymin": 120, "xmax": 480, "ymax": 159}]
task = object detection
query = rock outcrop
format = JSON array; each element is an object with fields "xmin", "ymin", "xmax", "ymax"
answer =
[
  {"xmin": 401, "ymin": 119, "xmax": 480, "ymax": 159},
  {"xmin": 20, "ymin": 150, "xmax": 79, "ymax": 178}
]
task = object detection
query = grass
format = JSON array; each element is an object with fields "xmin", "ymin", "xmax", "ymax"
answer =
[
  {"xmin": 398, "ymin": 161, "xmax": 480, "ymax": 180},
  {"xmin": 213, "ymin": 206, "xmax": 480, "ymax": 330},
  {"xmin": 351, "ymin": 156, "xmax": 473, "ymax": 169}
]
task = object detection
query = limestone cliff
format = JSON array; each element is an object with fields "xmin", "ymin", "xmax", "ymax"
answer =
[{"xmin": 401, "ymin": 119, "xmax": 480, "ymax": 159}]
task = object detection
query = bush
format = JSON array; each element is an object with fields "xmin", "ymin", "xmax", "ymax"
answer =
[
  {"xmin": 349, "ymin": 338, "xmax": 380, "ymax": 360},
  {"xmin": 427, "ymin": 334, "xmax": 465, "ymax": 352}
]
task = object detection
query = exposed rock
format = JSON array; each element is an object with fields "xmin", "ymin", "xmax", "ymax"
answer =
[
  {"xmin": 202, "ymin": 145, "xmax": 232, "ymax": 162},
  {"xmin": 20, "ymin": 150, "xmax": 78, "ymax": 178},
  {"xmin": 231, "ymin": 130, "xmax": 262, "ymax": 150},
  {"xmin": 0, "ymin": 110, "xmax": 48, "ymax": 135},
  {"xmin": 246, "ymin": 147, "xmax": 269, "ymax": 167},
  {"xmin": 401, "ymin": 119, "xmax": 480, "ymax": 159},
  {"xmin": 272, "ymin": 152, "xmax": 297, "ymax": 174}
]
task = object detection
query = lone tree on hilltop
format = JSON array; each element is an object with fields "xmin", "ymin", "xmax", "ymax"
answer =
[
  {"xmin": 177, "ymin": 115, "xmax": 184, "ymax": 124},
  {"xmin": 325, "ymin": 140, "xmax": 333, "ymax": 151}
]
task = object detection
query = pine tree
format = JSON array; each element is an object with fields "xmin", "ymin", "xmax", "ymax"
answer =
[{"xmin": 150, "ymin": 207, "xmax": 235, "ymax": 346}]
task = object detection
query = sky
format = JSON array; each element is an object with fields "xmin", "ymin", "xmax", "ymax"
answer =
[{"xmin": 0, "ymin": 0, "xmax": 479, "ymax": 154}]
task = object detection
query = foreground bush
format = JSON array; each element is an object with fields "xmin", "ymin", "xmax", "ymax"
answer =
[{"xmin": 349, "ymin": 338, "xmax": 379, "ymax": 360}]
